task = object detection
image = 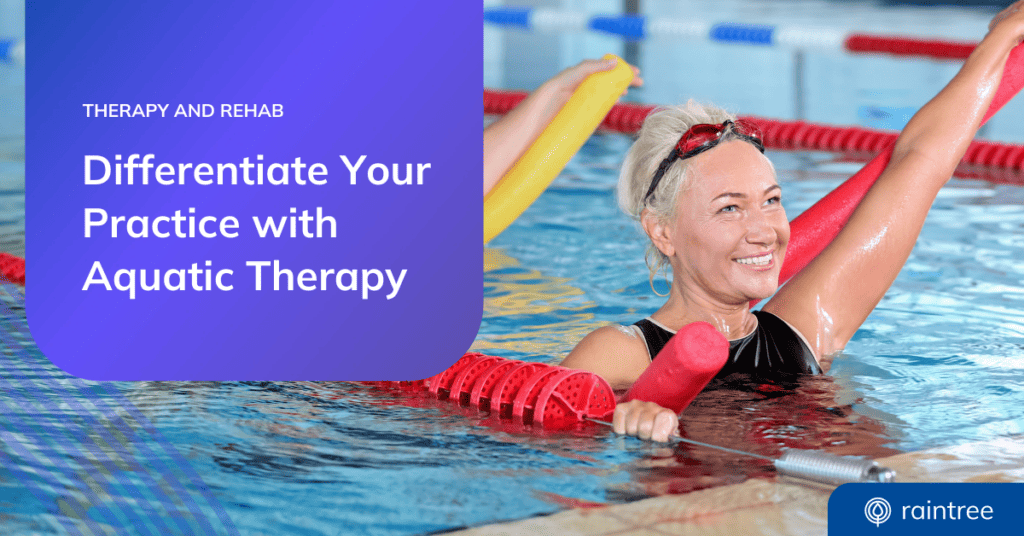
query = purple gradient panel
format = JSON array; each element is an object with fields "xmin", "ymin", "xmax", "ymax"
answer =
[{"xmin": 26, "ymin": 2, "xmax": 482, "ymax": 380}]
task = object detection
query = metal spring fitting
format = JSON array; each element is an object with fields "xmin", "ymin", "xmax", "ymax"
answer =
[{"xmin": 774, "ymin": 449, "xmax": 896, "ymax": 485}]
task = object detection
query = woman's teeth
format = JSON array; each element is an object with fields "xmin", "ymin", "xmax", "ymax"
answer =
[{"xmin": 736, "ymin": 252, "xmax": 772, "ymax": 266}]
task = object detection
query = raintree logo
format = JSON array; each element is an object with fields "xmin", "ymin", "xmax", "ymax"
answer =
[
  {"xmin": 865, "ymin": 497, "xmax": 891, "ymax": 527},
  {"xmin": 830, "ymin": 483, "xmax": 1016, "ymax": 535}
]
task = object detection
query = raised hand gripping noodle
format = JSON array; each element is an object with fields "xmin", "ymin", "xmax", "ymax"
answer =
[{"xmin": 483, "ymin": 54, "xmax": 634, "ymax": 243}]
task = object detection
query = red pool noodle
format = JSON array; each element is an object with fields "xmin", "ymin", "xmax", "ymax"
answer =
[
  {"xmin": 623, "ymin": 322, "xmax": 729, "ymax": 414},
  {"xmin": 766, "ymin": 42, "xmax": 1024, "ymax": 298}
]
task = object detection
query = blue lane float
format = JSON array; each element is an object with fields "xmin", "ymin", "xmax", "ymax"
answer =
[
  {"xmin": 482, "ymin": 7, "xmax": 531, "ymax": 29},
  {"xmin": 589, "ymin": 15, "xmax": 646, "ymax": 41},
  {"xmin": 0, "ymin": 39, "xmax": 24, "ymax": 65},
  {"xmin": 709, "ymin": 23, "xmax": 775, "ymax": 46}
]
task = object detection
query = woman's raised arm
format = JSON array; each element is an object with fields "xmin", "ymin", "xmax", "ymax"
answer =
[{"xmin": 765, "ymin": 2, "xmax": 1024, "ymax": 358}]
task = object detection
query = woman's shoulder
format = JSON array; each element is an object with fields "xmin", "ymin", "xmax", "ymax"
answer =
[{"xmin": 561, "ymin": 324, "xmax": 651, "ymax": 390}]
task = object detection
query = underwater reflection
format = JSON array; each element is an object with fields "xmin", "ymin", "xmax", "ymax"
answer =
[{"xmin": 479, "ymin": 248, "xmax": 605, "ymax": 358}]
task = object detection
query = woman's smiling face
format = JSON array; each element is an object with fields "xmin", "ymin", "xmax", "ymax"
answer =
[{"xmin": 665, "ymin": 140, "xmax": 789, "ymax": 304}]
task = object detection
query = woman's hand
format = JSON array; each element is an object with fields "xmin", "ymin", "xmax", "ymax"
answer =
[
  {"xmin": 544, "ymin": 58, "xmax": 643, "ymax": 95},
  {"xmin": 535, "ymin": 59, "xmax": 643, "ymax": 119},
  {"xmin": 989, "ymin": 0, "xmax": 1024, "ymax": 36},
  {"xmin": 612, "ymin": 399, "xmax": 679, "ymax": 443}
]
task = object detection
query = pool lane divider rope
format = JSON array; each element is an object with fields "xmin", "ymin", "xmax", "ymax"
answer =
[
  {"xmin": 484, "ymin": 8, "xmax": 978, "ymax": 61},
  {"xmin": 485, "ymin": 89, "xmax": 1024, "ymax": 174},
  {"xmin": 365, "ymin": 353, "xmax": 618, "ymax": 427}
]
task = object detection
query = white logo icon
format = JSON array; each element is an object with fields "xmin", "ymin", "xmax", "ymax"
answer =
[{"xmin": 865, "ymin": 497, "xmax": 891, "ymax": 527}]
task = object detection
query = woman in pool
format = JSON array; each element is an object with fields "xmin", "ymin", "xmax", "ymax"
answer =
[{"xmin": 562, "ymin": 2, "xmax": 1024, "ymax": 442}]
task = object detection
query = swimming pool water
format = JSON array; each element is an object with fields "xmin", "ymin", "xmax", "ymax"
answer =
[{"xmin": 3, "ymin": 0, "xmax": 1024, "ymax": 534}]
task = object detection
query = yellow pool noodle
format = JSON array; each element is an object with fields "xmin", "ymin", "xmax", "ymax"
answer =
[{"xmin": 483, "ymin": 54, "xmax": 634, "ymax": 244}]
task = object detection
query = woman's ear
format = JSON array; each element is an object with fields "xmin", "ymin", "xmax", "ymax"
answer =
[{"xmin": 641, "ymin": 209, "xmax": 675, "ymax": 258}]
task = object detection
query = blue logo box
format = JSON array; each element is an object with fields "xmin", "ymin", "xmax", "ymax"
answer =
[{"xmin": 830, "ymin": 483, "xmax": 1024, "ymax": 535}]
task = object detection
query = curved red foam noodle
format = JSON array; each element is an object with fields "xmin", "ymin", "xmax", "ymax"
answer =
[
  {"xmin": 510, "ymin": 366, "xmax": 566, "ymax": 424},
  {"xmin": 491, "ymin": 362, "xmax": 548, "ymax": 418},
  {"xmin": 448, "ymin": 356, "xmax": 506, "ymax": 406},
  {"xmin": 427, "ymin": 352, "xmax": 487, "ymax": 398},
  {"xmin": 532, "ymin": 369, "xmax": 617, "ymax": 427},
  {"xmin": 469, "ymin": 359, "xmax": 519, "ymax": 410},
  {"xmin": 624, "ymin": 322, "xmax": 730, "ymax": 414}
]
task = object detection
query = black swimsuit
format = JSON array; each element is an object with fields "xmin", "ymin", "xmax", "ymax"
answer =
[{"xmin": 632, "ymin": 310, "xmax": 821, "ymax": 379}]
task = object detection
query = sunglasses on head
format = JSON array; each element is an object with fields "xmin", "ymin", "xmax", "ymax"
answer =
[{"xmin": 642, "ymin": 120, "xmax": 765, "ymax": 204}]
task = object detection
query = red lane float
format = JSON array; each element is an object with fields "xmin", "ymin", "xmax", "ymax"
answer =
[
  {"xmin": 512, "ymin": 366, "xmax": 564, "ymax": 423},
  {"xmin": 427, "ymin": 352, "xmax": 481, "ymax": 396},
  {"xmin": 492, "ymin": 361, "xmax": 548, "ymax": 418},
  {"xmin": 532, "ymin": 368, "xmax": 616, "ymax": 426},
  {"xmin": 0, "ymin": 252, "xmax": 24, "ymax": 286},
  {"xmin": 844, "ymin": 34, "xmax": 976, "ymax": 62},
  {"xmin": 449, "ymin": 355, "xmax": 503, "ymax": 405},
  {"xmin": 470, "ymin": 359, "xmax": 518, "ymax": 409},
  {"xmin": 369, "ymin": 353, "xmax": 616, "ymax": 428},
  {"xmin": 624, "ymin": 322, "xmax": 729, "ymax": 413}
]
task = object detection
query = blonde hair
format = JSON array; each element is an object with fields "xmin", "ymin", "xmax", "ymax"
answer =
[{"xmin": 616, "ymin": 101, "xmax": 750, "ymax": 284}]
